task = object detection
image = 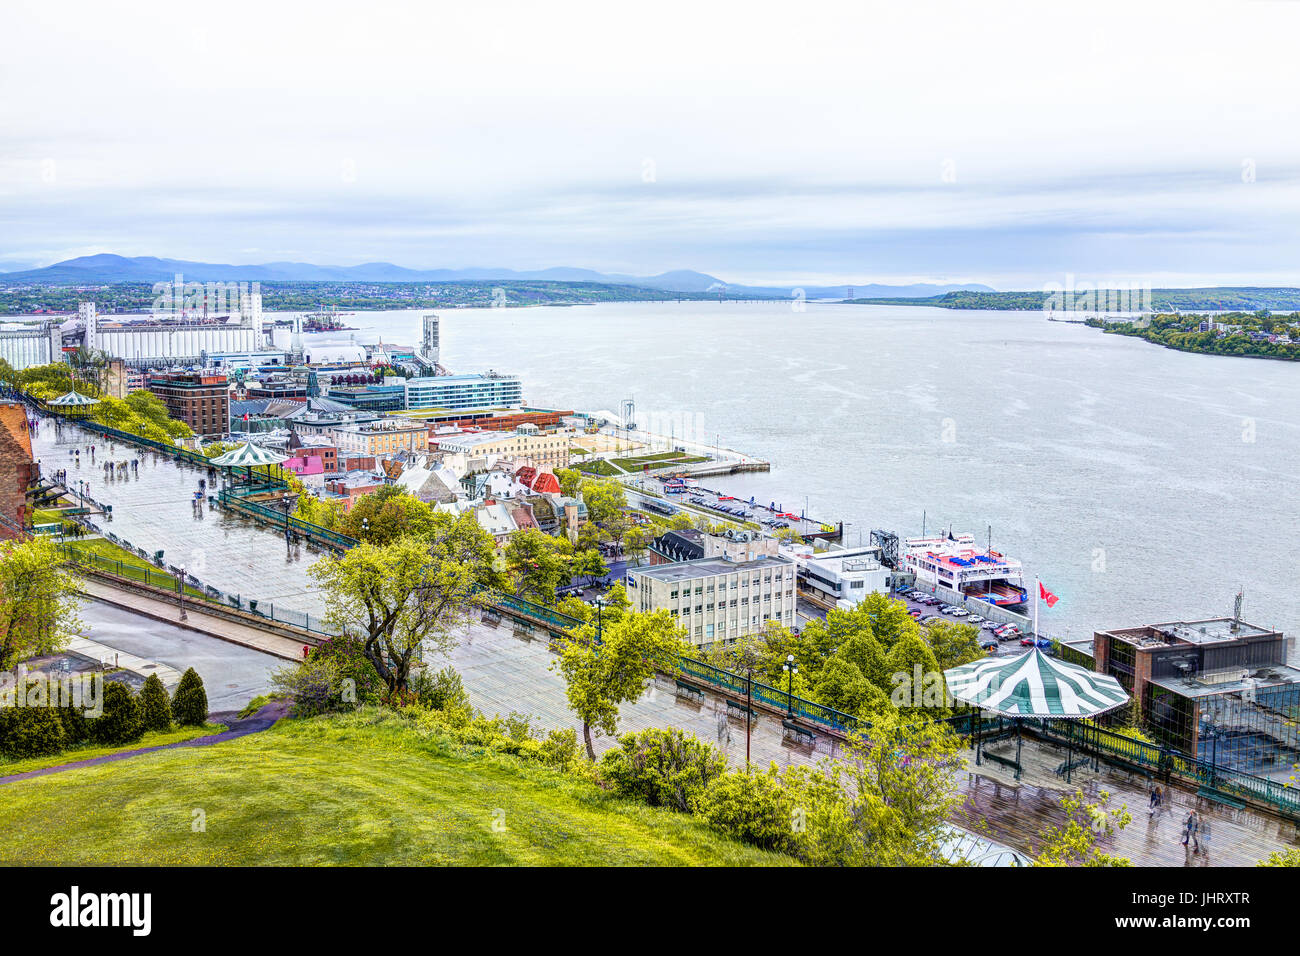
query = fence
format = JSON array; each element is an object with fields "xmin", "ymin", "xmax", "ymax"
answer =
[
  {"xmin": 216, "ymin": 489, "xmax": 358, "ymax": 552},
  {"xmin": 58, "ymin": 542, "xmax": 340, "ymax": 638}
]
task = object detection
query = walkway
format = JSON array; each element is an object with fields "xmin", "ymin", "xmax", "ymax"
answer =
[
  {"xmin": 62, "ymin": 633, "xmax": 183, "ymax": 688},
  {"xmin": 0, "ymin": 700, "xmax": 289, "ymax": 786},
  {"xmin": 79, "ymin": 578, "xmax": 312, "ymax": 662}
]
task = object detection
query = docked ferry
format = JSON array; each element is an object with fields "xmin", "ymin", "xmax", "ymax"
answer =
[{"xmin": 903, "ymin": 531, "xmax": 1028, "ymax": 609}]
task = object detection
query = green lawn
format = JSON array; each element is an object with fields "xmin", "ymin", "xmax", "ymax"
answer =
[
  {"xmin": 609, "ymin": 452, "xmax": 709, "ymax": 471},
  {"xmin": 0, "ymin": 713, "xmax": 795, "ymax": 866},
  {"xmin": 0, "ymin": 723, "xmax": 227, "ymax": 776}
]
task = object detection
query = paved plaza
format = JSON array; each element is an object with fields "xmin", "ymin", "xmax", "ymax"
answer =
[{"xmin": 33, "ymin": 421, "xmax": 328, "ymax": 617}]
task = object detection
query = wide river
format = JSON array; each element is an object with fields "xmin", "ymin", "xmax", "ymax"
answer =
[{"xmin": 314, "ymin": 301, "xmax": 1300, "ymax": 643}]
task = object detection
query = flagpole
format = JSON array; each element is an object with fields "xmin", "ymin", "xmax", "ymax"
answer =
[{"xmin": 1033, "ymin": 575, "xmax": 1040, "ymax": 643}]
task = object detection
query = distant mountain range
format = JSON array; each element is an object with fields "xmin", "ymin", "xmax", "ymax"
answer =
[{"xmin": 0, "ymin": 254, "xmax": 996, "ymax": 299}]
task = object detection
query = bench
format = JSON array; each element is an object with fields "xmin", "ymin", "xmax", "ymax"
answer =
[
  {"xmin": 1197, "ymin": 786, "xmax": 1246, "ymax": 810},
  {"xmin": 675, "ymin": 680, "xmax": 705, "ymax": 705},
  {"xmin": 782, "ymin": 719, "xmax": 816, "ymax": 748},
  {"xmin": 726, "ymin": 699, "xmax": 756, "ymax": 721},
  {"xmin": 1056, "ymin": 754, "xmax": 1091, "ymax": 778},
  {"xmin": 980, "ymin": 748, "xmax": 1021, "ymax": 772}
]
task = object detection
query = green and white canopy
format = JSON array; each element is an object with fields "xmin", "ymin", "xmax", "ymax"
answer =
[
  {"xmin": 48, "ymin": 390, "xmax": 99, "ymax": 407},
  {"xmin": 943, "ymin": 647, "xmax": 1128, "ymax": 718},
  {"xmin": 209, "ymin": 441, "xmax": 289, "ymax": 467}
]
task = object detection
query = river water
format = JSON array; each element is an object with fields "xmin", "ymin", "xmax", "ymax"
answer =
[{"xmin": 311, "ymin": 301, "xmax": 1300, "ymax": 643}]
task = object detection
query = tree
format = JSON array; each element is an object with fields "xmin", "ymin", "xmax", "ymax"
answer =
[
  {"xmin": 0, "ymin": 705, "xmax": 67, "ymax": 758},
  {"xmin": 171, "ymin": 668, "xmax": 209, "ymax": 726},
  {"xmin": 504, "ymin": 528, "xmax": 573, "ymax": 605},
  {"xmin": 814, "ymin": 656, "xmax": 887, "ymax": 717},
  {"xmin": 139, "ymin": 674, "xmax": 172, "ymax": 732},
  {"xmin": 924, "ymin": 618, "xmax": 986, "ymax": 670},
  {"xmin": 1034, "ymin": 789, "xmax": 1133, "ymax": 866},
  {"xmin": 556, "ymin": 467, "xmax": 584, "ymax": 498},
  {"xmin": 1259, "ymin": 848, "xmax": 1300, "ymax": 866},
  {"xmin": 623, "ymin": 525, "xmax": 652, "ymax": 566},
  {"xmin": 340, "ymin": 486, "xmax": 440, "ymax": 544},
  {"xmin": 583, "ymin": 479, "xmax": 626, "ymax": 526},
  {"xmin": 571, "ymin": 547, "xmax": 607, "ymax": 585},
  {"xmin": 554, "ymin": 609, "xmax": 686, "ymax": 759},
  {"xmin": 700, "ymin": 765, "xmax": 796, "ymax": 853},
  {"xmin": 311, "ymin": 513, "xmax": 495, "ymax": 698},
  {"xmin": 0, "ymin": 537, "xmax": 82, "ymax": 670}
]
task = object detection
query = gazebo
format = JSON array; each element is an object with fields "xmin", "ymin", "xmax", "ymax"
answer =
[
  {"xmin": 47, "ymin": 390, "xmax": 100, "ymax": 418},
  {"xmin": 209, "ymin": 440, "xmax": 290, "ymax": 491},
  {"xmin": 944, "ymin": 647, "xmax": 1130, "ymax": 782}
]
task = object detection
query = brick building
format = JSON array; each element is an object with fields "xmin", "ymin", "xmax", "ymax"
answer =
[
  {"xmin": 0, "ymin": 404, "xmax": 34, "ymax": 538},
  {"xmin": 147, "ymin": 370, "xmax": 230, "ymax": 438}
]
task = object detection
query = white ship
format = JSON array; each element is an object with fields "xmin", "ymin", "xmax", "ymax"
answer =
[{"xmin": 903, "ymin": 531, "xmax": 1028, "ymax": 608}]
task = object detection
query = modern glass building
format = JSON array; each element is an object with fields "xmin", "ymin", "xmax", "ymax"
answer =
[
  {"xmin": 404, "ymin": 373, "xmax": 522, "ymax": 411},
  {"xmin": 1092, "ymin": 618, "xmax": 1300, "ymax": 780}
]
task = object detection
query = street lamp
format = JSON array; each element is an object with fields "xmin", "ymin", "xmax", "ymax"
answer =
[
  {"xmin": 178, "ymin": 566, "xmax": 187, "ymax": 621},
  {"xmin": 594, "ymin": 596, "xmax": 605, "ymax": 645},
  {"xmin": 783, "ymin": 653, "xmax": 797, "ymax": 716}
]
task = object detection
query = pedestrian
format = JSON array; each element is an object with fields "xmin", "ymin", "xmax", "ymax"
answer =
[
  {"xmin": 1181, "ymin": 809, "xmax": 1200, "ymax": 853},
  {"xmin": 1148, "ymin": 783, "xmax": 1161, "ymax": 815}
]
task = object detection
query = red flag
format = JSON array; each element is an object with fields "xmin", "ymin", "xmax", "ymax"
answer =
[{"xmin": 1038, "ymin": 581, "xmax": 1060, "ymax": 608}]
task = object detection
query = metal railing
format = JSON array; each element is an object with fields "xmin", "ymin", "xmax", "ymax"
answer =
[{"xmin": 216, "ymin": 489, "xmax": 358, "ymax": 551}]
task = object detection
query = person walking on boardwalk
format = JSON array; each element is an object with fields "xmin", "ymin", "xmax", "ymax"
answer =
[
  {"xmin": 1181, "ymin": 809, "xmax": 1200, "ymax": 853},
  {"xmin": 1148, "ymin": 784, "xmax": 1162, "ymax": 816}
]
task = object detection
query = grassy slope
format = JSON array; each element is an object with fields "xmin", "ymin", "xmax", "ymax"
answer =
[{"xmin": 0, "ymin": 713, "xmax": 794, "ymax": 866}]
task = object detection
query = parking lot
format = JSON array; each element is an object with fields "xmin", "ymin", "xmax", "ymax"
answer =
[{"xmin": 891, "ymin": 586, "xmax": 1032, "ymax": 654}]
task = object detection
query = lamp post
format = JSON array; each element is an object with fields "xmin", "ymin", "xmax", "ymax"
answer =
[
  {"xmin": 178, "ymin": 566, "xmax": 187, "ymax": 621},
  {"xmin": 745, "ymin": 663, "xmax": 754, "ymax": 768},
  {"xmin": 783, "ymin": 653, "xmax": 797, "ymax": 716},
  {"xmin": 595, "ymin": 596, "xmax": 605, "ymax": 644}
]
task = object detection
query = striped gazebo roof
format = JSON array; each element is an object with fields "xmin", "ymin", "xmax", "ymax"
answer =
[
  {"xmin": 48, "ymin": 390, "xmax": 100, "ymax": 407},
  {"xmin": 943, "ymin": 647, "xmax": 1129, "ymax": 718},
  {"xmin": 209, "ymin": 440, "xmax": 289, "ymax": 467}
]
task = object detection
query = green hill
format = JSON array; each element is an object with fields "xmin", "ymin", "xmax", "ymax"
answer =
[{"xmin": 0, "ymin": 711, "xmax": 793, "ymax": 866}]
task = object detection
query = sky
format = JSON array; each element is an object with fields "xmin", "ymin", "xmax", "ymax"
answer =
[{"xmin": 2, "ymin": 0, "xmax": 1300, "ymax": 289}]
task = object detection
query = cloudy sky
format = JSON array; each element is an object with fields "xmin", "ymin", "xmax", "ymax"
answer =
[{"xmin": 2, "ymin": 0, "xmax": 1299, "ymax": 288}]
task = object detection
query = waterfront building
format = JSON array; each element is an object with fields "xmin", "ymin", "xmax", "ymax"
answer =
[
  {"xmin": 1078, "ymin": 618, "xmax": 1300, "ymax": 779},
  {"xmin": 404, "ymin": 372, "xmax": 522, "ymax": 412},
  {"xmin": 329, "ymin": 419, "xmax": 430, "ymax": 458},
  {"xmin": 629, "ymin": 554, "xmax": 798, "ymax": 646},
  {"xmin": 797, "ymin": 545, "xmax": 891, "ymax": 608},
  {"xmin": 326, "ymin": 382, "xmax": 406, "ymax": 412},
  {"xmin": 433, "ymin": 423, "xmax": 571, "ymax": 470},
  {"xmin": 146, "ymin": 369, "xmax": 230, "ymax": 438}
]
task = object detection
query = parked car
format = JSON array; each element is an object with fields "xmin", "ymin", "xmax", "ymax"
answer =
[
  {"xmin": 980, "ymin": 621, "xmax": 998, "ymax": 630},
  {"xmin": 951, "ymin": 609, "xmax": 969, "ymax": 618},
  {"xmin": 908, "ymin": 609, "xmax": 922, "ymax": 618},
  {"xmin": 980, "ymin": 639, "xmax": 999, "ymax": 652}
]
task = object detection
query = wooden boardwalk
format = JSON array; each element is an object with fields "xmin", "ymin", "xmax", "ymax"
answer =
[{"xmin": 954, "ymin": 736, "xmax": 1300, "ymax": 866}]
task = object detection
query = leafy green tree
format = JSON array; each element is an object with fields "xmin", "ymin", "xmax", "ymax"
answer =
[
  {"xmin": 170, "ymin": 668, "xmax": 208, "ymax": 726},
  {"xmin": 554, "ymin": 609, "xmax": 686, "ymax": 759},
  {"xmin": 311, "ymin": 516, "xmax": 495, "ymax": 698},
  {"xmin": 0, "ymin": 705, "xmax": 67, "ymax": 758},
  {"xmin": 0, "ymin": 537, "xmax": 82, "ymax": 670},
  {"xmin": 814, "ymin": 656, "xmax": 889, "ymax": 717},
  {"xmin": 138, "ymin": 673, "xmax": 172, "ymax": 732},
  {"xmin": 582, "ymin": 478, "xmax": 626, "ymax": 526},
  {"xmin": 340, "ymin": 486, "xmax": 440, "ymax": 544},
  {"xmin": 504, "ymin": 528, "xmax": 573, "ymax": 605},
  {"xmin": 924, "ymin": 618, "xmax": 986, "ymax": 671},
  {"xmin": 556, "ymin": 467, "xmax": 584, "ymax": 498},
  {"xmin": 1259, "ymin": 848, "xmax": 1300, "ymax": 866},
  {"xmin": 571, "ymin": 547, "xmax": 607, "ymax": 585},
  {"xmin": 1034, "ymin": 789, "xmax": 1133, "ymax": 866}
]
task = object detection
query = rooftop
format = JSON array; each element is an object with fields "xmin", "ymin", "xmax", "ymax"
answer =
[
  {"xmin": 633, "ymin": 553, "xmax": 793, "ymax": 584},
  {"xmin": 1102, "ymin": 618, "xmax": 1280, "ymax": 648}
]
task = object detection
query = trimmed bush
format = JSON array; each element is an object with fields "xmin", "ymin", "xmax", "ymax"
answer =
[
  {"xmin": 58, "ymin": 701, "xmax": 91, "ymax": 744},
  {"xmin": 410, "ymin": 666, "xmax": 471, "ymax": 715},
  {"xmin": 599, "ymin": 727, "xmax": 726, "ymax": 813},
  {"xmin": 89, "ymin": 681, "xmax": 144, "ymax": 746},
  {"xmin": 139, "ymin": 674, "xmax": 172, "ymax": 732},
  {"xmin": 171, "ymin": 668, "xmax": 208, "ymax": 726},
  {"xmin": 700, "ymin": 767, "xmax": 796, "ymax": 853},
  {"xmin": 0, "ymin": 706, "xmax": 68, "ymax": 759}
]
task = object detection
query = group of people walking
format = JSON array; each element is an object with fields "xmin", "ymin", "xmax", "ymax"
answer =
[{"xmin": 1149, "ymin": 783, "xmax": 1207, "ymax": 854}]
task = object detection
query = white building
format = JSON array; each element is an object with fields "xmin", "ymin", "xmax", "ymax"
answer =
[
  {"xmin": 629, "ymin": 554, "xmax": 798, "ymax": 647},
  {"xmin": 796, "ymin": 545, "xmax": 891, "ymax": 608}
]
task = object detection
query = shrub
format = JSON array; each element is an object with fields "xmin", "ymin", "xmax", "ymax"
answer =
[
  {"xmin": 538, "ymin": 727, "xmax": 581, "ymax": 771},
  {"xmin": 272, "ymin": 657, "xmax": 351, "ymax": 717},
  {"xmin": 91, "ymin": 681, "xmax": 144, "ymax": 746},
  {"xmin": 171, "ymin": 668, "xmax": 208, "ymax": 726},
  {"xmin": 700, "ymin": 766, "xmax": 796, "ymax": 853},
  {"xmin": 310, "ymin": 633, "xmax": 384, "ymax": 704},
  {"xmin": 0, "ymin": 706, "xmax": 68, "ymax": 758},
  {"xmin": 599, "ymin": 727, "xmax": 726, "ymax": 813},
  {"xmin": 139, "ymin": 674, "xmax": 172, "ymax": 732},
  {"xmin": 409, "ymin": 666, "xmax": 471, "ymax": 715},
  {"xmin": 58, "ymin": 700, "xmax": 91, "ymax": 745}
]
